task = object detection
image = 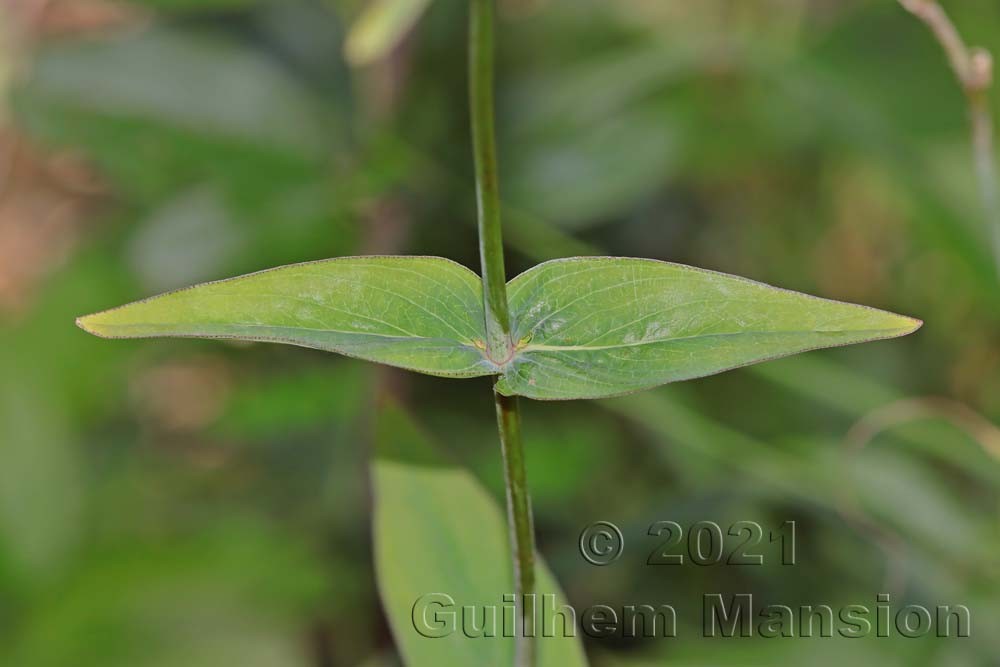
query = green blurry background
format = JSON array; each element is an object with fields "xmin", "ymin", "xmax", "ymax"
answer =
[{"xmin": 1, "ymin": 0, "xmax": 998, "ymax": 665}]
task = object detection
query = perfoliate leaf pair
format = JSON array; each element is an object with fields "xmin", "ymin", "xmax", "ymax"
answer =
[{"xmin": 77, "ymin": 255, "xmax": 921, "ymax": 400}]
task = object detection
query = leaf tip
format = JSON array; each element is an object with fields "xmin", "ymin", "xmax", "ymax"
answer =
[
  {"xmin": 895, "ymin": 313, "xmax": 923, "ymax": 336},
  {"xmin": 862, "ymin": 306, "xmax": 922, "ymax": 338},
  {"xmin": 76, "ymin": 312, "xmax": 109, "ymax": 338}
]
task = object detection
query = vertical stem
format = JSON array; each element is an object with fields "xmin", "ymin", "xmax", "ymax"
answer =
[
  {"xmin": 469, "ymin": 1, "xmax": 536, "ymax": 665},
  {"xmin": 897, "ymin": 0, "xmax": 1000, "ymax": 277},
  {"xmin": 495, "ymin": 392, "xmax": 536, "ymax": 667},
  {"xmin": 970, "ymin": 93, "xmax": 1000, "ymax": 275},
  {"xmin": 470, "ymin": 0, "xmax": 513, "ymax": 362}
]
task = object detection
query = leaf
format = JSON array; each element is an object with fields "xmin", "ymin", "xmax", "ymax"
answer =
[
  {"xmin": 3, "ymin": 524, "xmax": 331, "ymax": 667},
  {"xmin": 372, "ymin": 402, "xmax": 589, "ymax": 667},
  {"xmin": 0, "ymin": 381, "xmax": 83, "ymax": 576},
  {"xmin": 128, "ymin": 186, "xmax": 245, "ymax": 293},
  {"xmin": 344, "ymin": 0, "xmax": 434, "ymax": 66},
  {"xmin": 20, "ymin": 27, "xmax": 331, "ymax": 157},
  {"xmin": 496, "ymin": 257, "xmax": 921, "ymax": 400},
  {"xmin": 506, "ymin": 107, "xmax": 677, "ymax": 230},
  {"xmin": 78, "ymin": 254, "xmax": 921, "ymax": 399},
  {"xmin": 77, "ymin": 256, "xmax": 494, "ymax": 379}
]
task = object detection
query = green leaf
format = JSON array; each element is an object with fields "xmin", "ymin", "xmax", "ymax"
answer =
[
  {"xmin": 507, "ymin": 106, "xmax": 677, "ymax": 231},
  {"xmin": 3, "ymin": 524, "xmax": 331, "ymax": 667},
  {"xmin": 20, "ymin": 27, "xmax": 331, "ymax": 157},
  {"xmin": 77, "ymin": 256, "xmax": 493, "ymax": 379},
  {"xmin": 344, "ymin": 0, "xmax": 434, "ymax": 66},
  {"xmin": 496, "ymin": 257, "xmax": 921, "ymax": 400},
  {"xmin": 78, "ymin": 254, "xmax": 921, "ymax": 400},
  {"xmin": 372, "ymin": 402, "xmax": 588, "ymax": 667}
]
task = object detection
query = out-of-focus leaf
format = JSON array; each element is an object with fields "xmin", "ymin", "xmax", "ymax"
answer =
[
  {"xmin": 497, "ymin": 257, "xmax": 921, "ymax": 400},
  {"xmin": 3, "ymin": 524, "xmax": 328, "ymax": 667},
  {"xmin": 344, "ymin": 0, "xmax": 434, "ymax": 66},
  {"xmin": 77, "ymin": 256, "xmax": 492, "ymax": 379},
  {"xmin": 254, "ymin": 1, "xmax": 345, "ymax": 80},
  {"xmin": 19, "ymin": 27, "xmax": 331, "ymax": 157},
  {"xmin": 216, "ymin": 364, "xmax": 368, "ymax": 439},
  {"xmin": 372, "ymin": 402, "xmax": 588, "ymax": 667},
  {"xmin": 0, "ymin": 382, "xmax": 83, "ymax": 578},
  {"xmin": 508, "ymin": 43, "xmax": 696, "ymax": 135},
  {"xmin": 504, "ymin": 42, "xmax": 698, "ymax": 230},
  {"xmin": 129, "ymin": 187, "xmax": 246, "ymax": 293},
  {"xmin": 751, "ymin": 356, "xmax": 1000, "ymax": 488},
  {"xmin": 506, "ymin": 108, "xmax": 676, "ymax": 230},
  {"xmin": 603, "ymin": 386, "xmax": 824, "ymax": 499},
  {"xmin": 850, "ymin": 448, "xmax": 984, "ymax": 564}
]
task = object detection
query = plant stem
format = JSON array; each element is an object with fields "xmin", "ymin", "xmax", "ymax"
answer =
[
  {"xmin": 495, "ymin": 392, "xmax": 536, "ymax": 666},
  {"xmin": 470, "ymin": 0, "xmax": 513, "ymax": 363},
  {"xmin": 469, "ymin": 1, "xmax": 536, "ymax": 665},
  {"xmin": 970, "ymin": 90, "xmax": 1000, "ymax": 276},
  {"xmin": 898, "ymin": 0, "xmax": 1000, "ymax": 277}
]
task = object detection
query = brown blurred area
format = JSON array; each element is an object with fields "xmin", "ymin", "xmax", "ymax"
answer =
[{"xmin": 0, "ymin": 0, "xmax": 140, "ymax": 317}]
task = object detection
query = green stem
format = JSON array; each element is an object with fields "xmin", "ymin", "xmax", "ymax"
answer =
[
  {"xmin": 897, "ymin": 0, "xmax": 1000, "ymax": 276},
  {"xmin": 470, "ymin": 0, "xmax": 512, "ymax": 363},
  {"xmin": 970, "ymin": 93, "xmax": 1000, "ymax": 278},
  {"xmin": 469, "ymin": 2, "xmax": 536, "ymax": 665},
  {"xmin": 495, "ymin": 392, "xmax": 536, "ymax": 666}
]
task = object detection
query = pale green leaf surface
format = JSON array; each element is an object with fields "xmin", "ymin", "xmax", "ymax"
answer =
[
  {"xmin": 25, "ymin": 28, "xmax": 330, "ymax": 155},
  {"xmin": 77, "ymin": 256, "xmax": 493, "ymax": 379},
  {"xmin": 496, "ymin": 257, "xmax": 921, "ymax": 400},
  {"xmin": 372, "ymin": 403, "xmax": 588, "ymax": 667},
  {"xmin": 345, "ymin": 0, "xmax": 434, "ymax": 66}
]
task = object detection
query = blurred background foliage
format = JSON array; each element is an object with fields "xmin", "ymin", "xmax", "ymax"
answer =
[{"xmin": 0, "ymin": 0, "xmax": 999, "ymax": 665}]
